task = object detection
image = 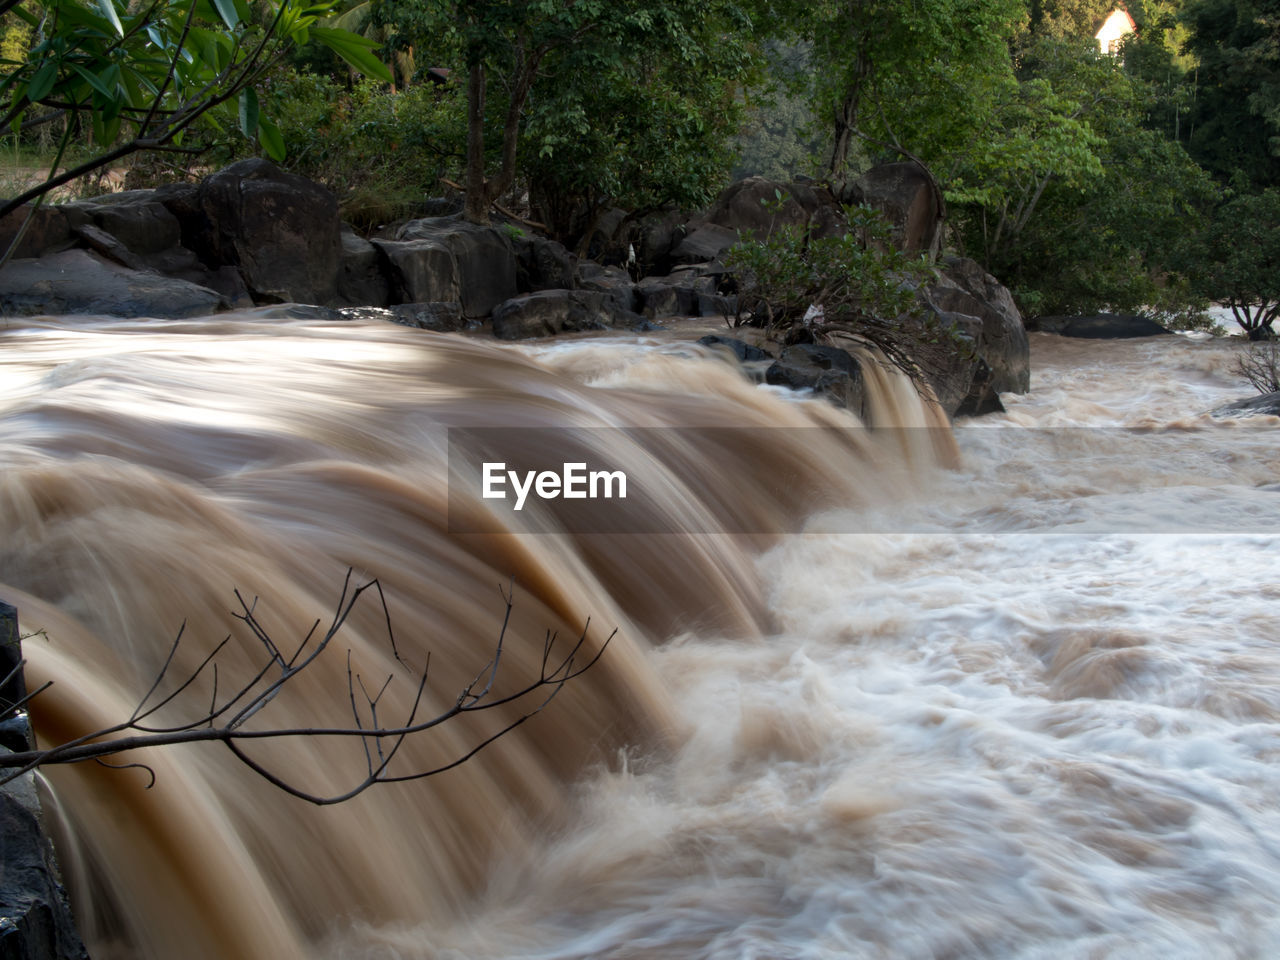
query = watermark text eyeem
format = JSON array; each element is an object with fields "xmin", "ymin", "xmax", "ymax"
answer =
[{"xmin": 482, "ymin": 462, "xmax": 627, "ymax": 511}]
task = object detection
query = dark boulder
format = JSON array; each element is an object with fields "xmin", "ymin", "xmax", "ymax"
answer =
[
  {"xmin": 669, "ymin": 224, "xmax": 738, "ymax": 266},
  {"xmin": 0, "ymin": 249, "xmax": 224, "ymax": 318},
  {"xmin": 576, "ymin": 263, "xmax": 637, "ymax": 315},
  {"xmin": 68, "ymin": 191, "xmax": 182, "ymax": 255},
  {"xmin": 491, "ymin": 289, "xmax": 643, "ymax": 340},
  {"xmin": 515, "ymin": 233, "xmax": 577, "ymax": 292},
  {"xmin": 697, "ymin": 335, "xmax": 772, "ymax": 363},
  {"xmin": 396, "ymin": 218, "xmax": 517, "ymax": 318},
  {"xmin": 702, "ymin": 177, "xmax": 843, "ymax": 239},
  {"xmin": 636, "ymin": 272, "xmax": 714, "ymax": 320},
  {"xmin": 1, "ymin": 604, "xmax": 90, "ymax": 960},
  {"xmin": 1033, "ymin": 313, "xmax": 1172, "ymax": 338},
  {"xmin": 0, "ymin": 205, "xmax": 78, "ymax": 260},
  {"xmin": 195, "ymin": 158, "xmax": 341, "ymax": 304},
  {"xmin": 1210, "ymin": 391, "xmax": 1280, "ymax": 419},
  {"xmin": 388, "ymin": 301, "xmax": 466, "ymax": 332},
  {"xmin": 371, "ymin": 238, "xmax": 460, "ymax": 305},
  {"xmin": 337, "ymin": 228, "xmax": 390, "ymax": 307},
  {"xmin": 765, "ymin": 343, "xmax": 865, "ymax": 416}
]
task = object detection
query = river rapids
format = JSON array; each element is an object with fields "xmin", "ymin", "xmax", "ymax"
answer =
[{"xmin": 0, "ymin": 314, "xmax": 1277, "ymax": 960}]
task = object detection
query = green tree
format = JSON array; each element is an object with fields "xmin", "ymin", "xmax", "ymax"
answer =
[
  {"xmin": 375, "ymin": 0, "xmax": 762, "ymax": 229},
  {"xmin": 1182, "ymin": 188, "xmax": 1280, "ymax": 339},
  {"xmin": 1179, "ymin": 0, "xmax": 1280, "ymax": 187},
  {"xmin": 942, "ymin": 35, "xmax": 1214, "ymax": 317},
  {"xmin": 0, "ymin": 0, "xmax": 391, "ymax": 239},
  {"xmin": 758, "ymin": 0, "xmax": 1024, "ymax": 177}
]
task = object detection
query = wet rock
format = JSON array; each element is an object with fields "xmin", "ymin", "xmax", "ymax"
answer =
[
  {"xmin": 1033, "ymin": 313, "xmax": 1172, "ymax": 339},
  {"xmin": 388, "ymin": 301, "xmax": 466, "ymax": 332},
  {"xmin": 515, "ymin": 234, "xmax": 577, "ymax": 292},
  {"xmin": 0, "ymin": 205, "xmax": 78, "ymax": 260},
  {"xmin": 1210, "ymin": 391, "xmax": 1280, "ymax": 419},
  {"xmin": 196, "ymin": 158, "xmax": 342, "ymax": 304},
  {"xmin": 927, "ymin": 255, "xmax": 1029, "ymax": 394},
  {"xmin": 396, "ymin": 218, "xmax": 517, "ymax": 318},
  {"xmin": 840, "ymin": 161, "xmax": 943, "ymax": 256},
  {"xmin": 0, "ymin": 249, "xmax": 224, "ymax": 319},
  {"xmin": 765, "ymin": 343, "xmax": 865, "ymax": 415},
  {"xmin": 491, "ymin": 289, "xmax": 643, "ymax": 339},
  {"xmin": 1, "ymin": 604, "xmax": 89, "ymax": 960},
  {"xmin": 576, "ymin": 263, "xmax": 637, "ymax": 315},
  {"xmin": 702, "ymin": 177, "xmax": 842, "ymax": 239},
  {"xmin": 669, "ymin": 224, "xmax": 738, "ymax": 266},
  {"xmin": 697, "ymin": 335, "xmax": 772, "ymax": 363},
  {"xmin": 371, "ymin": 239, "xmax": 460, "ymax": 305},
  {"xmin": 337, "ymin": 228, "xmax": 390, "ymax": 307}
]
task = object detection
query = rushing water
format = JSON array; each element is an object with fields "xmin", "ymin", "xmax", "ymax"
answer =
[{"xmin": 1, "ymin": 315, "xmax": 1277, "ymax": 960}]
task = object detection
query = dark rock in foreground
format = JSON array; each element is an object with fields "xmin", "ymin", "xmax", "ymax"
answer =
[
  {"xmin": 697, "ymin": 335, "xmax": 771, "ymax": 363},
  {"xmin": 1033, "ymin": 313, "xmax": 1172, "ymax": 339},
  {"xmin": 1210, "ymin": 391, "xmax": 1280, "ymax": 419},
  {"xmin": 0, "ymin": 249, "xmax": 224, "ymax": 318},
  {"xmin": 765, "ymin": 344, "xmax": 865, "ymax": 417}
]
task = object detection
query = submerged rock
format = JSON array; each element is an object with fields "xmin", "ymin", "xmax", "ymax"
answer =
[
  {"xmin": 1033, "ymin": 314, "xmax": 1172, "ymax": 339},
  {"xmin": 1210, "ymin": 391, "xmax": 1280, "ymax": 419}
]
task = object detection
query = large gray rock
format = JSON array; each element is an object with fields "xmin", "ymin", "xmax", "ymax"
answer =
[
  {"xmin": 669, "ymin": 224, "xmax": 738, "ymax": 266},
  {"xmin": 68, "ymin": 191, "xmax": 182, "ymax": 255},
  {"xmin": 927, "ymin": 255, "xmax": 1030, "ymax": 394},
  {"xmin": 843, "ymin": 162, "xmax": 943, "ymax": 257},
  {"xmin": 195, "ymin": 158, "xmax": 341, "ymax": 304},
  {"xmin": 515, "ymin": 234, "xmax": 577, "ymax": 292},
  {"xmin": 0, "ymin": 205, "xmax": 80, "ymax": 260},
  {"xmin": 0, "ymin": 249, "xmax": 225, "ymax": 318},
  {"xmin": 396, "ymin": 218, "xmax": 517, "ymax": 318},
  {"xmin": 337, "ymin": 228, "xmax": 390, "ymax": 307},
  {"xmin": 576, "ymin": 263, "xmax": 636, "ymax": 315},
  {"xmin": 371, "ymin": 238, "xmax": 460, "ymax": 304},
  {"xmin": 491, "ymin": 289, "xmax": 642, "ymax": 339},
  {"xmin": 911, "ymin": 311, "xmax": 1006, "ymax": 418}
]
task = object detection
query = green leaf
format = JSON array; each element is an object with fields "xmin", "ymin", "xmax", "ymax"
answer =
[
  {"xmin": 310, "ymin": 27, "xmax": 393, "ymax": 83},
  {"xmin": 239, "ymin": 87, "xmax": 259, "ymax": 139},
  {"xmin": 69, "ymin": 63, "xmax": 116, "ymax": 100},
  {"xmin": 210, "ymin": 0, "xmax": 240, "ymax": 30},
  {"xmin": 257, "ymin": 115, "xmax": 285, "ymax": 162},
  {"xmin": 96, "ymin": 0, "xmax": 124, "ymax": 36},
  {"xmin": 27, "ymin": 61, "xmax": 58, "ymax": 103}
]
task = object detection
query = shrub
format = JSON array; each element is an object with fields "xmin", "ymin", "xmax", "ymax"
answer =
[{"xmin": 724, "ymin": 202, "xmax": 954, "ymax": 378}]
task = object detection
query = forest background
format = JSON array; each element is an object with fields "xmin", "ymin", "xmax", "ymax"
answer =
[{"xmin": 0, "ymin": 0, "xmax": 1277, "ymax": 329}]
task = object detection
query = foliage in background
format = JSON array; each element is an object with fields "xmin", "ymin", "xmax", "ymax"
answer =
[
  {"xmin": 934, "ymin": 35, "xmax": 1215, "ymax": 318},
  {"xmin": 1180, "ymin": 188, "xmax": 1280, "ymax": 340},
  {"xmin": 1179, "ymin": 0, "xmax": 1280, "ymax": 189},
  {"xmin": 264, "ymin": 69, "xmax": 465, "ymax": 230},
  {"xmin": 0, "ymin": 0, "xmax": 390, "ymax": 231},
  {"xmin": 368, "ymin": 0, "xmax": 763, "ymax": 241}
]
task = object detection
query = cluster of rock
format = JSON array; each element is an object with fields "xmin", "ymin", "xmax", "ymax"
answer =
[{"xmin": 0, "ymin": 157, "xmax": 1030, "ymax": 417}]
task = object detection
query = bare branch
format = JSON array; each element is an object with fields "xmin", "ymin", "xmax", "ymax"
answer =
[{"xmin": 0, "ymin": 574, "xmax": 613, "ymax": 806}]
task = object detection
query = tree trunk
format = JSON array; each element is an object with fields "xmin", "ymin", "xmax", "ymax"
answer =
[{"xmin": 464, "ymin": 60, "xmax": 488, "ymax": 225}]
